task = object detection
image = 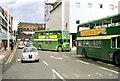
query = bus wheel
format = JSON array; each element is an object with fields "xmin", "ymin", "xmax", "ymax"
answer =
[
  {"xmin": 57, "ymin": 47, "xmax": 62, "ymax": 52},
  {"xmin": 82, "ymin": 50, "xmax": 87, "ymax": 58},
  {"xmin": 114, "ymin": 53, "xmax": 120, "ymax": 66},
  {"xmin": 39, "ymin": 46, "xmax": 42, "ymax": 50}
]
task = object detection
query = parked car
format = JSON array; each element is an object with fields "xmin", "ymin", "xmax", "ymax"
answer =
[
  {"xmin": 18, "ymin": 41, "xmax": 25, "ymax": 49},
  {"xmin": 21, "ymin": 47, "xmax": 39, "ymax": 62},
  {"xmin": 26, "ymin": 42, "xmax": 34, "ymax": 47}
]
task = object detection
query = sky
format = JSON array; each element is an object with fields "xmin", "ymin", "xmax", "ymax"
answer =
[
  {"xmin": 0, "ymin": 0, "xmax": 45, "ymax": 30},
  {"xmin": 0, "ymin": 0, "xmax": 120, "ymax": 31}
]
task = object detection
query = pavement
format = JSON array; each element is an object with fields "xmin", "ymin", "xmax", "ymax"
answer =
[
  {"xmin": 72, "ymin": 47, "xmax": 76, "ymax": 51},
  {"xmin": 0, "ymin": 42, "xmax": 18, "ymax": 64},
  {"xmin": 0, "ymin": 48, "xmax": 10, "ymax": 64}
]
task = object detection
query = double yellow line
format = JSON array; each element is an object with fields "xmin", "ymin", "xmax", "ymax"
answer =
[{"xmin": 5, "ymin": 45, "xmax": 17, "ymax": 65}]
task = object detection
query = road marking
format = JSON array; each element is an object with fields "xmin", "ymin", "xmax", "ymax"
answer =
[
  {"xmin": 107, "ymin": 64, "xmax": 115, "ymax": 66},
  {"xmin": 63, "ymin": 55, "xmax": 69, "ymax": 58},
  {"xmin": 76, "ymin": 60, "xmax": 89, "ymax": 64},
  {"xmin": 51, "ymin": 56, "xmax": 63, "ymax": 60},
  {"xmin": 63, "ymin": 74, "xmax": 68, "ymax": 77},
  {"xmin": 43, "ymin": 60, "xmax": 49, "ymax": 66},
  {"xmin": 109, "ymin": 74, "xmax": 112, "ymax": 76},
  {"xmin": 5, "ymin": 46, "xmax": 17, "ymax": 65},
  {"xmin": 88, "ymin": 74, "xmax": 91, "ymax": 77},
  {"xmin": 99, "ymin": 67, "xmax": 119, "ymax": 74},
  {"xmin": 17, "ymin": 59, "xmax": 21, "ymax": 62},
  {"xmin": 97, "ymin": 61, "xmax": 115, "ymax": 66},
  {"xmin": 52, "ymin": 69, "xmax": 66, "ymax": 81},
  {"xmin": 98, "ymin": 74, "xmax": 102, "ymax": 76},
  {"xmin": 96, "ymin": 73, "xmax": 99, "ymax": 75},
  {"xmin": 74, "ymin": 73, "xmax": 80, "ymax": 77}
]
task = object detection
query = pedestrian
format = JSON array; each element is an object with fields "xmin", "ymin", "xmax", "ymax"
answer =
[
  {"xmin": 10, "ymin": 41, "xmax": 14, "ymax": 50},
  {"xmin": 1, "ymin": 41, "xmax": 4, "ymax": 50},
  {"xmin": 4, "ymin": 41, "xmax": 7, "ymax": 50}
]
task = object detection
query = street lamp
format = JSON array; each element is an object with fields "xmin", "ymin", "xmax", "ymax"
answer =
[{"xmin": 111, "ymin": 5, "xmax": 117, "ymax": 15}]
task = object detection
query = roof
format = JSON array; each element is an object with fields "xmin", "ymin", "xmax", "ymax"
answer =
[
  {"xmin": 78, "ymin": 13, "xmax": 120, "ymax": 27},
  {"xmin": 76, "ymin": 35, "xmax": 120, "ymax": 40}
]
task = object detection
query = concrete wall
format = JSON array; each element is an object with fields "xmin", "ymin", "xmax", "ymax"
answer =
[
  {"xmin": 63, "ymin": 0, "xmax": 70, "ymax": 30},
  {"xmin": 47, "ymin": 3, "xmax": 62, "ymax": 30},
  {"xmin": 69, "ymin": 0, "xmax": 119, "ymax": 33},
  {"xmin": 118, "ymin": 1, "xmax": 120, "ymax": 13}
]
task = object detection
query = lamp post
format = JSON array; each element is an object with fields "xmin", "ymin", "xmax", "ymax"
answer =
[{"xmin": 111, "ymin": 5, "xmax": 117, "ymax": 15}]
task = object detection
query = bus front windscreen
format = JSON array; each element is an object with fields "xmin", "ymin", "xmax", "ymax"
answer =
[
  {"xmin": 63, "ymin": 31, "xmax": 70, "ymax": 39},
  {"xmin": 63, "ymin": 39, "xmax": 70, "ymax": 43}
]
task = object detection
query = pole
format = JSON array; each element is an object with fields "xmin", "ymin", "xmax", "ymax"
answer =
[{"xmin": 6, "ymin": 2, "xmax": 10, "ymax": 49}]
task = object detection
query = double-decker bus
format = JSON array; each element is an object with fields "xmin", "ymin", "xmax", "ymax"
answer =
[
  {"xmin": 76, "ymin": 13, "xmax": 120, "ymax": 65},
  {"xmin": 33, "ymin": 30, "xmax": 71, "ymax": 52}
]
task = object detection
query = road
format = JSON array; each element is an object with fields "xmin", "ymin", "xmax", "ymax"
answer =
[{"xmin": 2, "ymin": 49, "xmax": 120, "ymax": 80}]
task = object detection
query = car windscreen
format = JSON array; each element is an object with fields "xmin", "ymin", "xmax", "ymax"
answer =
[{"xmin": 23, "ymin": 48, "xmax": 37, "ymax": 52}]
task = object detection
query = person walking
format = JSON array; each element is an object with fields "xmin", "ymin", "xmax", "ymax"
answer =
[
  {"xmin": 4, "ymin": 41, "xmax": 7, "ymax": 50},
  {"xmin": 10, "ymin": 41, "xmax": 14, "ymax": 50}
]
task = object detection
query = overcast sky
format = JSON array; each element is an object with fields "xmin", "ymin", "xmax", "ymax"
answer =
[{"xmin": 0, "ymin": 0, "xmax": 45, "ymax": 30}]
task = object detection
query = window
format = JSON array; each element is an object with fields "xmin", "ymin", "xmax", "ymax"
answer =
[
  {"xmin": 78, "ymin": 41, "xmax": 83, "ymax": 46},
  {"xmin": 88, "ymin": 3, "xmax": 92, "ymax": 8},
  {"xmin": 29, "ymin": 28, "xmax": 33, "ymax": 31},
  {"xmin": 111, "ymin": 38, "xmax": 116, "ymax": 48},
  {"xmin": 95, "ymin": 40, "xmax": 101, "ymax": 48},
  {"xmin": 83, "ymin": 41, "xmax": 89, "ymax": 46},
  {"xmin": 76, "ymin": 2, "xmax": 80, "ymax": 8},
  {"xmin": 89, "ymin": 40, "xmax": 95, "ymax": 47},
  {"xmin": 76, "ymin": 20, "xmax": 80, "ymax": 24},
  {"xmin": 99, "ymin": 4, "xmax": 103, "ymax": 8},
  {"xmin": 117, "ymin": 37, "xmax": 120, "ymax": 48},
  {"xmin": 58, "ymin": 39, "xmax": 63, "ymax": 44}
]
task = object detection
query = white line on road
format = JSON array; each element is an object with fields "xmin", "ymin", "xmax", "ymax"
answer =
[
  {"xmin": 99, "ymin": 67, "xmax": 119, "ymax": 74},
  {"xmin": 63, "ymin": 55, "xmax": 70, "ymax": 58},
  {"xmin": 43, "ymin": 60, "xmax": 49, "ymax": 66},
  {"xmin": 76, "ymin": 60, "xmax": 89, "ymax": 64},
  {"xmin": 51, "ymin": 56, "xmax": 63, "ymax": 60},
  {"xmin": 52, "ymin": 69, "xmax": 66, "ymax": 81}
]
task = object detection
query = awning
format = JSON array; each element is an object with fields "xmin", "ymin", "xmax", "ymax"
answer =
[{"xmin": 76, "ymin": 35, "xmax": 120, "ymax": 40}]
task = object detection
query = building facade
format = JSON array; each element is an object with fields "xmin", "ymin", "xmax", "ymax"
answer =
[
  {"xmin": 44, "ymin": 0, "xmax": 119, "ymax": 47},
  {"xmin": 0, "ymin": 6, "xmax": 13, "ymax": 49},
  {"xmin": 17, "ymin": 22, "xmax": 45, "ymax": 41}
]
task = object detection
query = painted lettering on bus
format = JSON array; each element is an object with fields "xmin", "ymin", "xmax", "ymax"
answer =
[
  {"xmin": 50, "ymin": 35, "xmax": 57, "ymax": 38},
  {"xmin": 80, "ymin": 28, "xmax": 106, "ymax": 36},
  {"xmin": 38, "ymin": 36, "xmax": 45, "ymax": 39}
]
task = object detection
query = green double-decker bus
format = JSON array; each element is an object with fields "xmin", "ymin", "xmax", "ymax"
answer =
[
  {"xmin": 33, "ymin": 30, "xmax": 71, "ymax": 52},
  {"xmin": 76, "ymin": 13, "xmax": 120, "ymax": 65}
]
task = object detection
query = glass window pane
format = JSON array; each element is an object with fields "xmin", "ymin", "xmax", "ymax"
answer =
[{"xmin": 117, "ymin": 37, "xmax": 120, "ymax": 48}]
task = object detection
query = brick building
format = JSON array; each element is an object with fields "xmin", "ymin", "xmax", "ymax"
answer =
[{"xmin": 17, "ymin": 22, "xmax": 45, "ymax": 41}]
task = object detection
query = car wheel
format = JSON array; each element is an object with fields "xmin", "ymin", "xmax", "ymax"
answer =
[
  {"xmin": 82, "ymin": 50, "xmax": 87, "ymax": 58},
  {"xmin": 39, "ymin": 46, "xmax": 42, "ymax": 50},
  {"xmin": 21, "ymin": 60, "xmax": 24, "ymax": 63},
  {"xmin": 36, "ymin": 59, "xmax": 39, "ymax": 62}
]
